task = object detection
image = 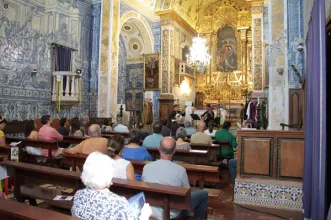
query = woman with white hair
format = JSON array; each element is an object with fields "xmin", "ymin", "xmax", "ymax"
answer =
[
  {"xmin": 71, "ymin": 152, "xmax": 151, "ymax": 220},
  {"xmin": 175, "ymin": 127, "xmax": 191, "ymax": 151}
]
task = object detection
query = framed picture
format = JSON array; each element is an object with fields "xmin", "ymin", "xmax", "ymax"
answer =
[
  {"xmin": 144, "ymin": 53, "xmax": 160, "ymax": 90},
  {"xmin": 125, "ymin": 88, "xmax": 143, "ymax": 111}
]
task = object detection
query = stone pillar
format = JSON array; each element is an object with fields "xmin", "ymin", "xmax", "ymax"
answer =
[
  {"xmin": 247, "ymin": 0, "xmax": 264, "ymax": 92},
  {"xmin": 238, "ymin": 27, "xmax": 249, "ymax": 83},
  {"xmin": 267, "ymin": 0, "xmax": 288, "ymax": 129},
  {"xmin": 98, "ymin": 0, "xmax": 120, "ymax": 118}
]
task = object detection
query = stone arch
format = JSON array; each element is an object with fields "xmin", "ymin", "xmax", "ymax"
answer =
[{"xmin": 120, "ymin": 11, "xmax": 154, "ymax": 54}]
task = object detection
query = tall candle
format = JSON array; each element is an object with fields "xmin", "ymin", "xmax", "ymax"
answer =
[
  {"xmin": 258, "ymin": 97, "xmax": 260, "ymax": 104},
  {"xmin": 121, "ymin": 99, "xmax": 122, "ymax": 105}
]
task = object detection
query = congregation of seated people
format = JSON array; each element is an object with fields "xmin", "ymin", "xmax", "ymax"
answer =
[{"xmin": 0, "ymin": 114, "xmax": 240, "ymax": 220}]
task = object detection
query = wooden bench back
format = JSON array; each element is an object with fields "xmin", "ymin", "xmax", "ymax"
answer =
[
  {"xmin": 0, "ymin": 199, "xmax": 77, "ymax": 220},
  {"xmin": 2, "ymin": 160, "xmax": 191, "ymax": 219},
  {"xmin": 214, "ymin": 141, "xmax": 230, "ymax": 150},
  {"xmin": 52, "ymin": 118, "xmax": 61, "ymax": 130}
]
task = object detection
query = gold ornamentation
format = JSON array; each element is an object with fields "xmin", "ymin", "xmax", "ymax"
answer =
[
  {"xmin": 162, "ymin": 29, "xmax": 169, "ymax": 93},
  {"xmin": 253, "ymin": 18, "xmax": 262, "ymax": 90},
  {"xmin": 195, "ymin": 1, "xmax": 251, "ymax": 104}
]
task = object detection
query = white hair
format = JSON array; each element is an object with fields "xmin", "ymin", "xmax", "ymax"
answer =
[{"xmin": 81, "ymin": 152, "xmax": 115, "ymax": 190}]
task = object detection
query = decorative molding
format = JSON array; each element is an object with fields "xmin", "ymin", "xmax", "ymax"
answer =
[
  {"xmin": 121, "ymin": 0, "xmax": 160, "ymax": 22},
  {"xmin": 156, "ymin": 10, "xmax": 197, "ymax": 36}
]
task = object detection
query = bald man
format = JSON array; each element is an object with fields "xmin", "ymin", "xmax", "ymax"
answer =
[
  {"xmin": 142, "ymin": 137, "xmax": 208, "ymax": 220},
  {"xmin": 62, "ymin": 124, "xmax": 108, "ymax": 155},
  {"xmin": 190, "ymin": 122, "xmax": 213, "ymax": 145}
]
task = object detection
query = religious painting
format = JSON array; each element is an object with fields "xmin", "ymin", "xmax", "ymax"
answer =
[
  {"xmin": 144, "ymin": 53, "xmax": 160, "ymax": 90},
  {"xmin": 125, "ymin": 88, "xmax": 143, "ymax": 111},
  {"xmin": 216, "ymin": 25, "xmax": 238, "ymax": 72}
]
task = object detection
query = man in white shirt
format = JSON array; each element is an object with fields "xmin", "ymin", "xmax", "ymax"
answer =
[{"xmin": 113, "ymin": 118, "xmax": 129, "ymax": 133}]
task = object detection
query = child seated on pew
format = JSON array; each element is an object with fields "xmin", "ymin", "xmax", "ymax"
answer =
[{"xmin": 72, "ymin": 152, "xmax": 152, "ymax": 220}]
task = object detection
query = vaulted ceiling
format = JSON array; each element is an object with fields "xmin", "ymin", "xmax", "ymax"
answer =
[{"xmin": 146, "ymin": 0, "xmax": 250, "ymax": 29}]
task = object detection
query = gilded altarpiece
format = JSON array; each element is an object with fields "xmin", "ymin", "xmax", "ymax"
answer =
[{"xmin": 195, "ymin": 2, "xmax": 252, "ymax": 106}]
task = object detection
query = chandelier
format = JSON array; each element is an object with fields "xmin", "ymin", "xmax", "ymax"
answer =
[
  {"xmin": 186, "ymin": 35, "xmax": 211, "ymax": 67},
  {"xmin": 186, "ymin": 0, "xmax": 211, "ymax": 68}
]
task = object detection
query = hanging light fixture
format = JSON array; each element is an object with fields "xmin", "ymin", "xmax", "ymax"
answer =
[{"xmin": 186, "ymin": 0, "xmax": 211, "ymax": 68}]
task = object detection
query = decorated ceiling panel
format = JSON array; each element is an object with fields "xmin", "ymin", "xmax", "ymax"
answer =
[{"xmin": 155, "ymin": 0, "xmax": 250, "ymax": 30}]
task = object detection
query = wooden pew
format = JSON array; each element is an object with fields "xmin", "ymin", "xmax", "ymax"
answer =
[
  {"xmin": 60, "ymin": 153, "xmax": 219, "ymax": 189},
  {"xmin": 5, "ymin": 137, "xmax": 60, "ymax": 166},
  {"xmin": 61, "ymin": 136, "xmax": 87, "ymax": 145},
  {"xmin": 190, "ymin": 143, "xmax": 219, "ymax": 165},
  {"xmin": 0, "ymin": 198, "xmax": 77, "ymax": 220},
  {"xmin": 101, "ymin": 132, "xmax": 129, "ymax": 138},
  {"xmin": 2, "ymin": 161, "xmax": 191, "ymax": 220},
  {"xmin": 146, "ymin": 148, "xmax": 208, "ymax": 165},
  {"xmin": 184, "ymin": 138, "xmax": 218, "ymax": 144},
  {"xmin": 131, "ymin": 160, "xmax": 219, "ymax": 189}
]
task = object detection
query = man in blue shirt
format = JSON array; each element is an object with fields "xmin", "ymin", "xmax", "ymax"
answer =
[{"xmin": 142, "ymin": 122, "xmax": 163, "ymax": 148}]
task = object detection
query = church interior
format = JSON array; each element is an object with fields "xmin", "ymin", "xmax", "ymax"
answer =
[{"xmin": 0, "ymin": 0, "xmax": 329, "ymax": 219}]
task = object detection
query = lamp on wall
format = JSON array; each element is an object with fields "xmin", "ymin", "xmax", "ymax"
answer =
[
  {"xmin": 276, "ymin": 68, "xmax": 284, "ymax": 76},
  {"xmin": 76, "ymin": 69, "xmax": 82, "ymax": 74}
]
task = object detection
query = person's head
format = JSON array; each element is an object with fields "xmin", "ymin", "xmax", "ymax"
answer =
[
  {"xmin": 70, "ymin": 117, "xmax": 81, "ymax": 133},
  {"xmin": 184, "ymin": 121, "xmax": 192, "ymax": 128},
  {"xmin": 161, "ymin": 119, "xmax": 168, "ymax": 127},
  {"xmin": 0, "ymin": 118, "xmax": 7, "ymax": 130},
  {"xmin": 41, "ymin": 115, "xmax": 51, "ymax": 126},
  {"xmin": 198, "ymin": 122, "xmax": 206, "ymax": 132},
  {"xmin": 104, "ymin": 118, "xmax": 111, "ymax": 126},
  {"xmin": 206, "ymin": 104, "xmax": 212, "ymax": 111},
  {"xmin": 60, "ymin": 118, "xmax": 68, "ymax": 127},
  {"xmin": 83, "ymin": 115, "xmax": 89, "ymax": 124},
  {"xmin": 176, "ymin": 127, "xmax": 187, "ymax": 140},
  {"xmin": 81, "ymin": 152, "xmax": 115, "ymax": 190},
  {"xmin": 117, "ymin": 118, "xmax": 123, "ymax": 125},
  {"xmin": 107, "ymin": 135, "xmax": 125, "ymax": 158},
  {"xmin": 129, "ymin": 130, "xmax": 141, "ymax": 144},
  {"xmin": 158, "ymin": 137, "xmax": 176, "ymax": 159},
  {"xmin": 24, "ymin": 120, "xmax": 36, "ymax": 137},
  {"xmin": 88, "ymin": 124, "xmax": 101, "ymax": 137},
  {"xmin": 153, "ymin": 121, "xmax": 162, "ymax": 134},
  {"xmin": 208, "ymin": 121, "xmax": 216, "ymax": 132},
  {"xmin": 223, "ymin": 121, "xmax": 231, "ymax": 130},
  {"xmin": 173, "ymin": 105, "xmax": 178, "ymax": 112}
]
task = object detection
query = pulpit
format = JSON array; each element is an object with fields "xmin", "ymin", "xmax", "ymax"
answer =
[{"xmin": 158, "ymin": 94, "xmax": 175, "ymax": 120}]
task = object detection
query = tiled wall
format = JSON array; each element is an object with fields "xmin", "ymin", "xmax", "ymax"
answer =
[{"xmin": 0, "ymin": 0, "xmax": 100, "ymax": 120}]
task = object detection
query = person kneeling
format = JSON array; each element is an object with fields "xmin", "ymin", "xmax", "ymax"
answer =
[{"xmin": 142, "ymin": 137, "xmax": 208, "ymax": 220}]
